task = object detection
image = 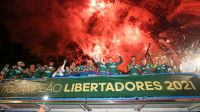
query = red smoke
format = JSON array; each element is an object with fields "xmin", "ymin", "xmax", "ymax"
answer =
[
  {"xmin": 65, "ymin": 0, "xmax": 160, "ymax": 71},
  {"xmin": 0, "ymin": 0, "xmax": 200, "ymax": 71}
]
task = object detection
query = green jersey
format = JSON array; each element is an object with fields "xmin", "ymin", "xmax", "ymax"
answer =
[
  {"xmin": 5, "ymin": 69, "xmax": 13, "ymax": 79},
  {"xmin": 43, "ymin": 70, "xmax": 52, "ymax": 78},
  {"xmin": 33, "ymin": 69, "xmax": 44, "ymax": 78},
  {"xmin": 77, "ymin": 66, "xmax": 86, "ymax": 71},
  {"xmin": 106, "ymin": 56, "xmax": 123, "ymax": 75},
  {"xmin": 141, "ymin": 64, "xmax": 153, "ymax": 74},
  {"xmin": 155, "ymin": 64, "xmax": 168, "ymax": 73},
  {"xmin": 97, "ymin": 62, "xmax": 107, "ymax": 73},
  {"xmin": 21, "ymin": 73, "xmax": 30, "ymax": 78},
  {"xmin": 5, "ymin": 69, "xmax": 14, "ymax": 79},
  {"xmin": 128, "ymin": 64, "xmax": 139, "ymax": 75},
  {"xmin": 6, "ymin": 68, "xmax": 21, "ymax": 79}
]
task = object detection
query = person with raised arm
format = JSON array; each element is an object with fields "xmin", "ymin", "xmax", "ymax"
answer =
[
  {"xmin": 155, "ymin": 57, "xmax": 169, "ymax": 73},
  {"xmin": 52, "ymin": 59, "xmax": 67, "ymax": 77},
  {"xmin": 140, "ymin": 44, "xmax": 154, "ymax": 74},
  {"xmin": 140, "ymin": 58, "xmax": 154, "ymax": 74},
  {"xmin": 94, "ymin": 55, "xmax": 107, "ymax": 75},
  {"xmin": 7, "ymin": 61, "xmax": 23, "ymax": 79},
  {"xmin": 105, "ymin": 53, "xmax": 123, "ymax": 75}
]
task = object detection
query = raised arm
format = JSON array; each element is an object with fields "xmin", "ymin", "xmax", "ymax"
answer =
[
  {"xmin": 127, "ymin": 64, "xmax": 131, "ymax": 71},
  {"xmin": 145, "ymin": 44, "xmax": 154, "ymax": 65},
  {"xmin": 61, "ymin": 59, "xmax": 67, "ymax": 72},
  {"xmin": 116, "ymin": 54, "xmax": 123, "ymax": 65}
]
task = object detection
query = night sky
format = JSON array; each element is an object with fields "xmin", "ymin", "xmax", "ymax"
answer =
[{"xmin": 0, "ymin": 0, "xmax": 200, "ymax": 71}]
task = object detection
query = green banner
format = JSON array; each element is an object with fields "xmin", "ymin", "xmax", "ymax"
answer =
[{"xmin": 0, "ymin": 74, "xmax": 200, "ymax": 98}]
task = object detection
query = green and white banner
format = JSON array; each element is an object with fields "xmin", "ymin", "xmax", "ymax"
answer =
[{"xmin": 0, "ymin": 74, "xmax": 200, "ymax": 98}]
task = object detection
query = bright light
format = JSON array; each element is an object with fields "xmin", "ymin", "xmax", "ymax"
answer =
[
  {"xmin": 89, "ymin": 0, "xmax": 106, "ymax": 13},
  {"xmin": 87, "ymin": 44, "xmax": 103, "ymax": 58},
  {"xmin": 90, "ymin": 0, "xmax": 96, "ymax": 6},
  {"xmin": 196, "ymin": 57, "xmax": 200, "ymax": 72},
  {"xmin": 180, "ymin": 55, "xmax": 200, "ymax": 73},
  {"xmin": 194, "ymin": 57, "xmax": 200, "ymax": 67},
  {"xmin": 12, "ymin": 100, "xmax": 21, "ymax": 103},
  {"xmin": 43, "ymin": 95, "xmax": 49, "ymax": 100},
  {"xmin": 166, "ymin": 39, "xmax": 170, "ymax": 43},
  {"xmin": 197, "ymin": 57, "xmax": 200, "ymax": 64},
  {"xmin": 124, "ymin": 25, "xmax": 141, "ymax": 44},
  {"xmin": 93, "ymin": 45, "xmax": 102, "ymax": 55}
]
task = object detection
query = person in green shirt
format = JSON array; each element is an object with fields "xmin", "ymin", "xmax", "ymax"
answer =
[
  {"xmin": 155, "ymin": 57, "xmax": 169, "ymax": 73},
  {"xmin": 77, "ymin": 65, "xmax": 86, "ymax": 71},
  {"xmin": 94, "ymin": 55, "xmax": 107, "ymax": 75},
  {"xmin": 0, "ymin": 64, "xmax": 9, "ymax": 80},
  {"xmin": 106, "ymin": 54, "xmax": 123, "ymax": 75},
  {"xmin": 43, "ymin": 65, "xmax": 52, "ymax": 78},
  {"xmin": 5, "ymin": 65, "xmax": 16, "ymax": 79},
  {"xmin": 48, "ymin": 61, "xmax": 55, "ymax": 71},
  {"xmin": 21, "ymin": 68, "xmax": 31, "ymax": 79},
  {"xmin": 7, "ymin": 64, "xmax": 22, "ymax": 79},
  {"xmin": 127, "ymin": 56, "xmax": 139, "ymax": 75},
  {"xmin": 140, "ymin": 58, "xmax": 153, "ymax": 74},
  {"xmin": 85, "ymin": 60, "xmax": 96, "ymax": 71},
  {"xmin": 33, "ymin": 67, "xmax": 44, "ymax": 78},
  {"xmin": 6, "ymin": 67, "xmax": 20, "ymax": 79}
]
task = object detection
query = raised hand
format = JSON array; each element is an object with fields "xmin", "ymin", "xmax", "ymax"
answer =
[{"xmin": 64, "ymin": 59, "xmax": 67, "ymax": 64}]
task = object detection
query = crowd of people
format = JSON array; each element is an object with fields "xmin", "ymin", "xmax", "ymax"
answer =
[{"xmin": 0, "ymin": 54, "xmax": 198, "ymax": 80}]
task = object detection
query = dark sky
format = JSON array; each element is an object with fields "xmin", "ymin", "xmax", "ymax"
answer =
[{"xmin": 0, "ymin": 0, "xmax": 200, "ymax": 69}]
